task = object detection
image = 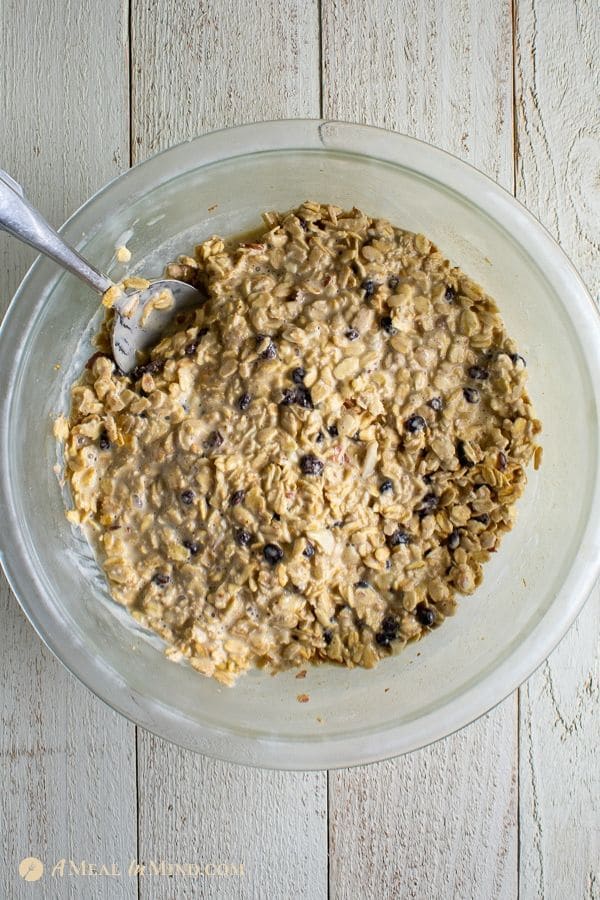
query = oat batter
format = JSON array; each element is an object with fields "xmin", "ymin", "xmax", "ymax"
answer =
[{"xmin": 59, "ymin": 202, "xmax": 541, "ymax": 684}]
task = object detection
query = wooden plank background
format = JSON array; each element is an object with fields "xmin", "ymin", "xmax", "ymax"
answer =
[
  {"xmin": 0, "ymin": 1, "xmax": 597, "ymax": 898},
  {"xmin": 515, "ymin": 3, "xmax": 600, "ymax": 897},
  {"xmin": 0, "ymin": 3, "xmax": 137, "ymax": 900},
  {"xmin": 323, "ymin": 3, "xmax": 519, "ymax": 898}
]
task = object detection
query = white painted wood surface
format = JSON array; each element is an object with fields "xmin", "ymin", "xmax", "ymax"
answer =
[
  {"xmin": 0, "ymin": 2, "xmax": 136, "ymax": 900},
  {"xmin": 131, "ymin": 4, "xmax": 327, "ymax": 900},
  {"xmin": 0, "ymin": 1, "xmax": 597, "ymax": 898},
  {"xmin": 515, "ymin": 4, "xmax": 600, "ymax": 899},
  {"xmin": 137, "ymin": 732, "xmax": 327, "ymax": 900},
  {"xmin": 323, "ymin": 3, "xmax": 519, "ymax": 897}
]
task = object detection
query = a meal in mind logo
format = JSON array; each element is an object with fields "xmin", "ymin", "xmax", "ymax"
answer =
[
  {"xmin": 16, "ymin": 856, "xmax": 243, "ymax": 881},
  {"xmin": 18, "ymin": 858, "xmax": 44, "ymax": 882}
]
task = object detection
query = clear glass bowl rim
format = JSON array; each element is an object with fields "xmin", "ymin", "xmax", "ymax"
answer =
[{"xmin": 1, "ymin": 119, "xmax": 599, "ymax": 770}]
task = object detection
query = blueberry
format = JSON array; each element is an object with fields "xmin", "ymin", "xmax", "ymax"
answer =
[
  {"xmin": 183, "ymin": 540, "xmax": 200, "ymax": 555},
  {"xmin": 380, "ymin": 479, "xmax": 394, "ymax": 493},
  {"xmin": 511, "ymin": 353, "xmax": 527, "ymax": 367},
  {"xmin": 291, "ymin": 367, "xmax": 305, "ymax": 383},
  {"xmin": 447, "ymin": 530, "xmax": 461, "ymax": 551},
  {"xmin": 444, "ymin": 285, "xmax": 456, "ymax": 301},
  {"xmin": 380, "ymin": 315, "xmax": 398, "ymax": 335},
  {"xmin": 361, "ymin": 278, "xmax": 376, "ymax": 297},
  {"xmin": 418, "ymin": 492, "xmax": 439, "ymax": 518},
  {"xmin": 456, "ymin": 440, "xmax": 475, "ymax": 468},
  {"xmin": 297, "ymin": 216, "xmax": 309, "ymax": 231},
  {"xmin": 428, "ymin": 397, "xmax": 443, "ymax": 412},
  {"xmin": 295, "ymin": 386, "xmax": 314, "ymax": 409},
  {"xmin": 355, "ymin": 580, "xmax": 371, "ymax": 589},
  {"xmin": 152, "ymin": 573, "xmax": 170, "ymax": 586},
  {"xmin": 235, "ymin": 528, "xmax": 252, "ymax": 547},
  {"xmin": 345, "ymin": 328, "xmax": 359, "ymax": 341},
  {"xmin": 230, "ymin": 490, "xmax": 245, "ymax": 506},
  {"xmin": 375, "ymin": 631, "xmax": 392, "ymax": 647},
  {"xmin": 463, "ymin": 387, "xmax": 480, "ymax": 404},
  {"xmin": 257, "ymin": 335, "xmax": 277, "ymax": 359},
  {"xmin": 405, "ymin": 414, "xmax": 427, "ymax": 433},
  {"xmin": 468, "ymin": 365, "xmax": 489, "ymax": 380},
  {"xmin": 388, "ymin": 275, "xmax": 400, "ymax": 289},
  {"xmin": 416, "ymin": 604, "xmax": 436, "ymax": 627},
  {"xmin": 204, "ymin": 430, "xmax": 223, "ymax": 450},
  {"xmin": 99, "ymin": 429, "xmax": 110, "ymax": 450},
  {"xmin": 380, "ymin": 615, "xmax": 399, "ymax": 636},
  {"xmin": 323, "ymin": 628, "xmax": 333, "ymax": 645},
  {"xmin": 180, "ymin": 490, "xmax": 195, "ymax": 505},
  {"xmin": 263, "ymin": 542, "xmax": 284, "ymax": 565},
  {"xmin": 300, "ymin": 454, "xmax": 324, "ymax": 476},
  {"xmin": 238, "ymin": 392, "xmax": 251, "ymax": 411},
  {"xmin": 388, "ymin": 528, "xmax": 411, "ymax": 547},
  {"xmin": 280, "ymin": 386, "xmax": 313, "ymax": 409},
  {"xmin": 472, "ymin": 513, "xmax": 490, "ymax": 525},
  {"xmin": 375, "ymin": 618, "xmax": 399, "ymax": 646},
  {"xmin": 327, "ymin": 424, "xmax": 339, "ymax": 437},
  {"xmin": 303, "ymin": 542, "xmax": 315, "ymax": 558},
  {"xmin": 132, "ymin": 357, "xmax": 165, "ymax": 380}
]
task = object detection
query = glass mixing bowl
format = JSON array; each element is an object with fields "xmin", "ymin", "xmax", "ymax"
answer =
[{"xmin": 1, "ymin": 120, "xmax": 599, "ymax": 770}]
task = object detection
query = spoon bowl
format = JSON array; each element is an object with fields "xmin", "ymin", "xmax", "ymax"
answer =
[
  {"xmin": 111, "ymin": 280, "xmax": 203, "ymax": 372},
  {"xmin": 0, "ymin": 168, "xmax": 203, "ymax": 373}
]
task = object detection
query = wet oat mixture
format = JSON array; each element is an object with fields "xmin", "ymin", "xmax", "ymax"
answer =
[{"xmin": 59, "ymin": 202, "xmax": 541, "ymax": 685}]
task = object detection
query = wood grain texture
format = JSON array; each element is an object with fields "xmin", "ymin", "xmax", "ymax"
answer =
[
  {"xmin": 2, "ymin": 2, "xmax": 599, "ymax": 899},
  {"xmin": 515, "ymin": 3, "xmax": 600, "ymax": 898},
  {"xmin": 0, "ymin": 2, "xmax": 136, "ymax": 898},
  {"xmin": 131, "ymin": 0, "xmax": 321, "ymax": 158},
  {"xmin": 329, "ymin": 700, "xmax": 518, "ymax": 900},
  {"xmin": 137, "ymin": 731, "xmax": 327, "ymax": 900},
  {"xmin": 322, "ymin": 0, "xmax": 514, "ymax": 185},
  {"xmin": 322, "ymin": 2, "xmax": 519, "ymax": 897},
  {"xmin": 131, "ymin": 4, "xmax": 327, "ymax": 898}
]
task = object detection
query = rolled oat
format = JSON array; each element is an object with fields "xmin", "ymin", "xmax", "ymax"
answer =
[{"xmin": 60, "ymin": 203, "xmax": 541, "ymax": 685}]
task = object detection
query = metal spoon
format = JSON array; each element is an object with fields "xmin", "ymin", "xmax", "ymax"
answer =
[{"xmin": 0, "ymin": 169, "xmax": 203, "ymax": 373}]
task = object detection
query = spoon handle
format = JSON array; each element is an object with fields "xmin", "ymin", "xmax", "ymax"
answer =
[{"xmin": 0, "ymin": 169, "xmax": 112, "ymax": 295}]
